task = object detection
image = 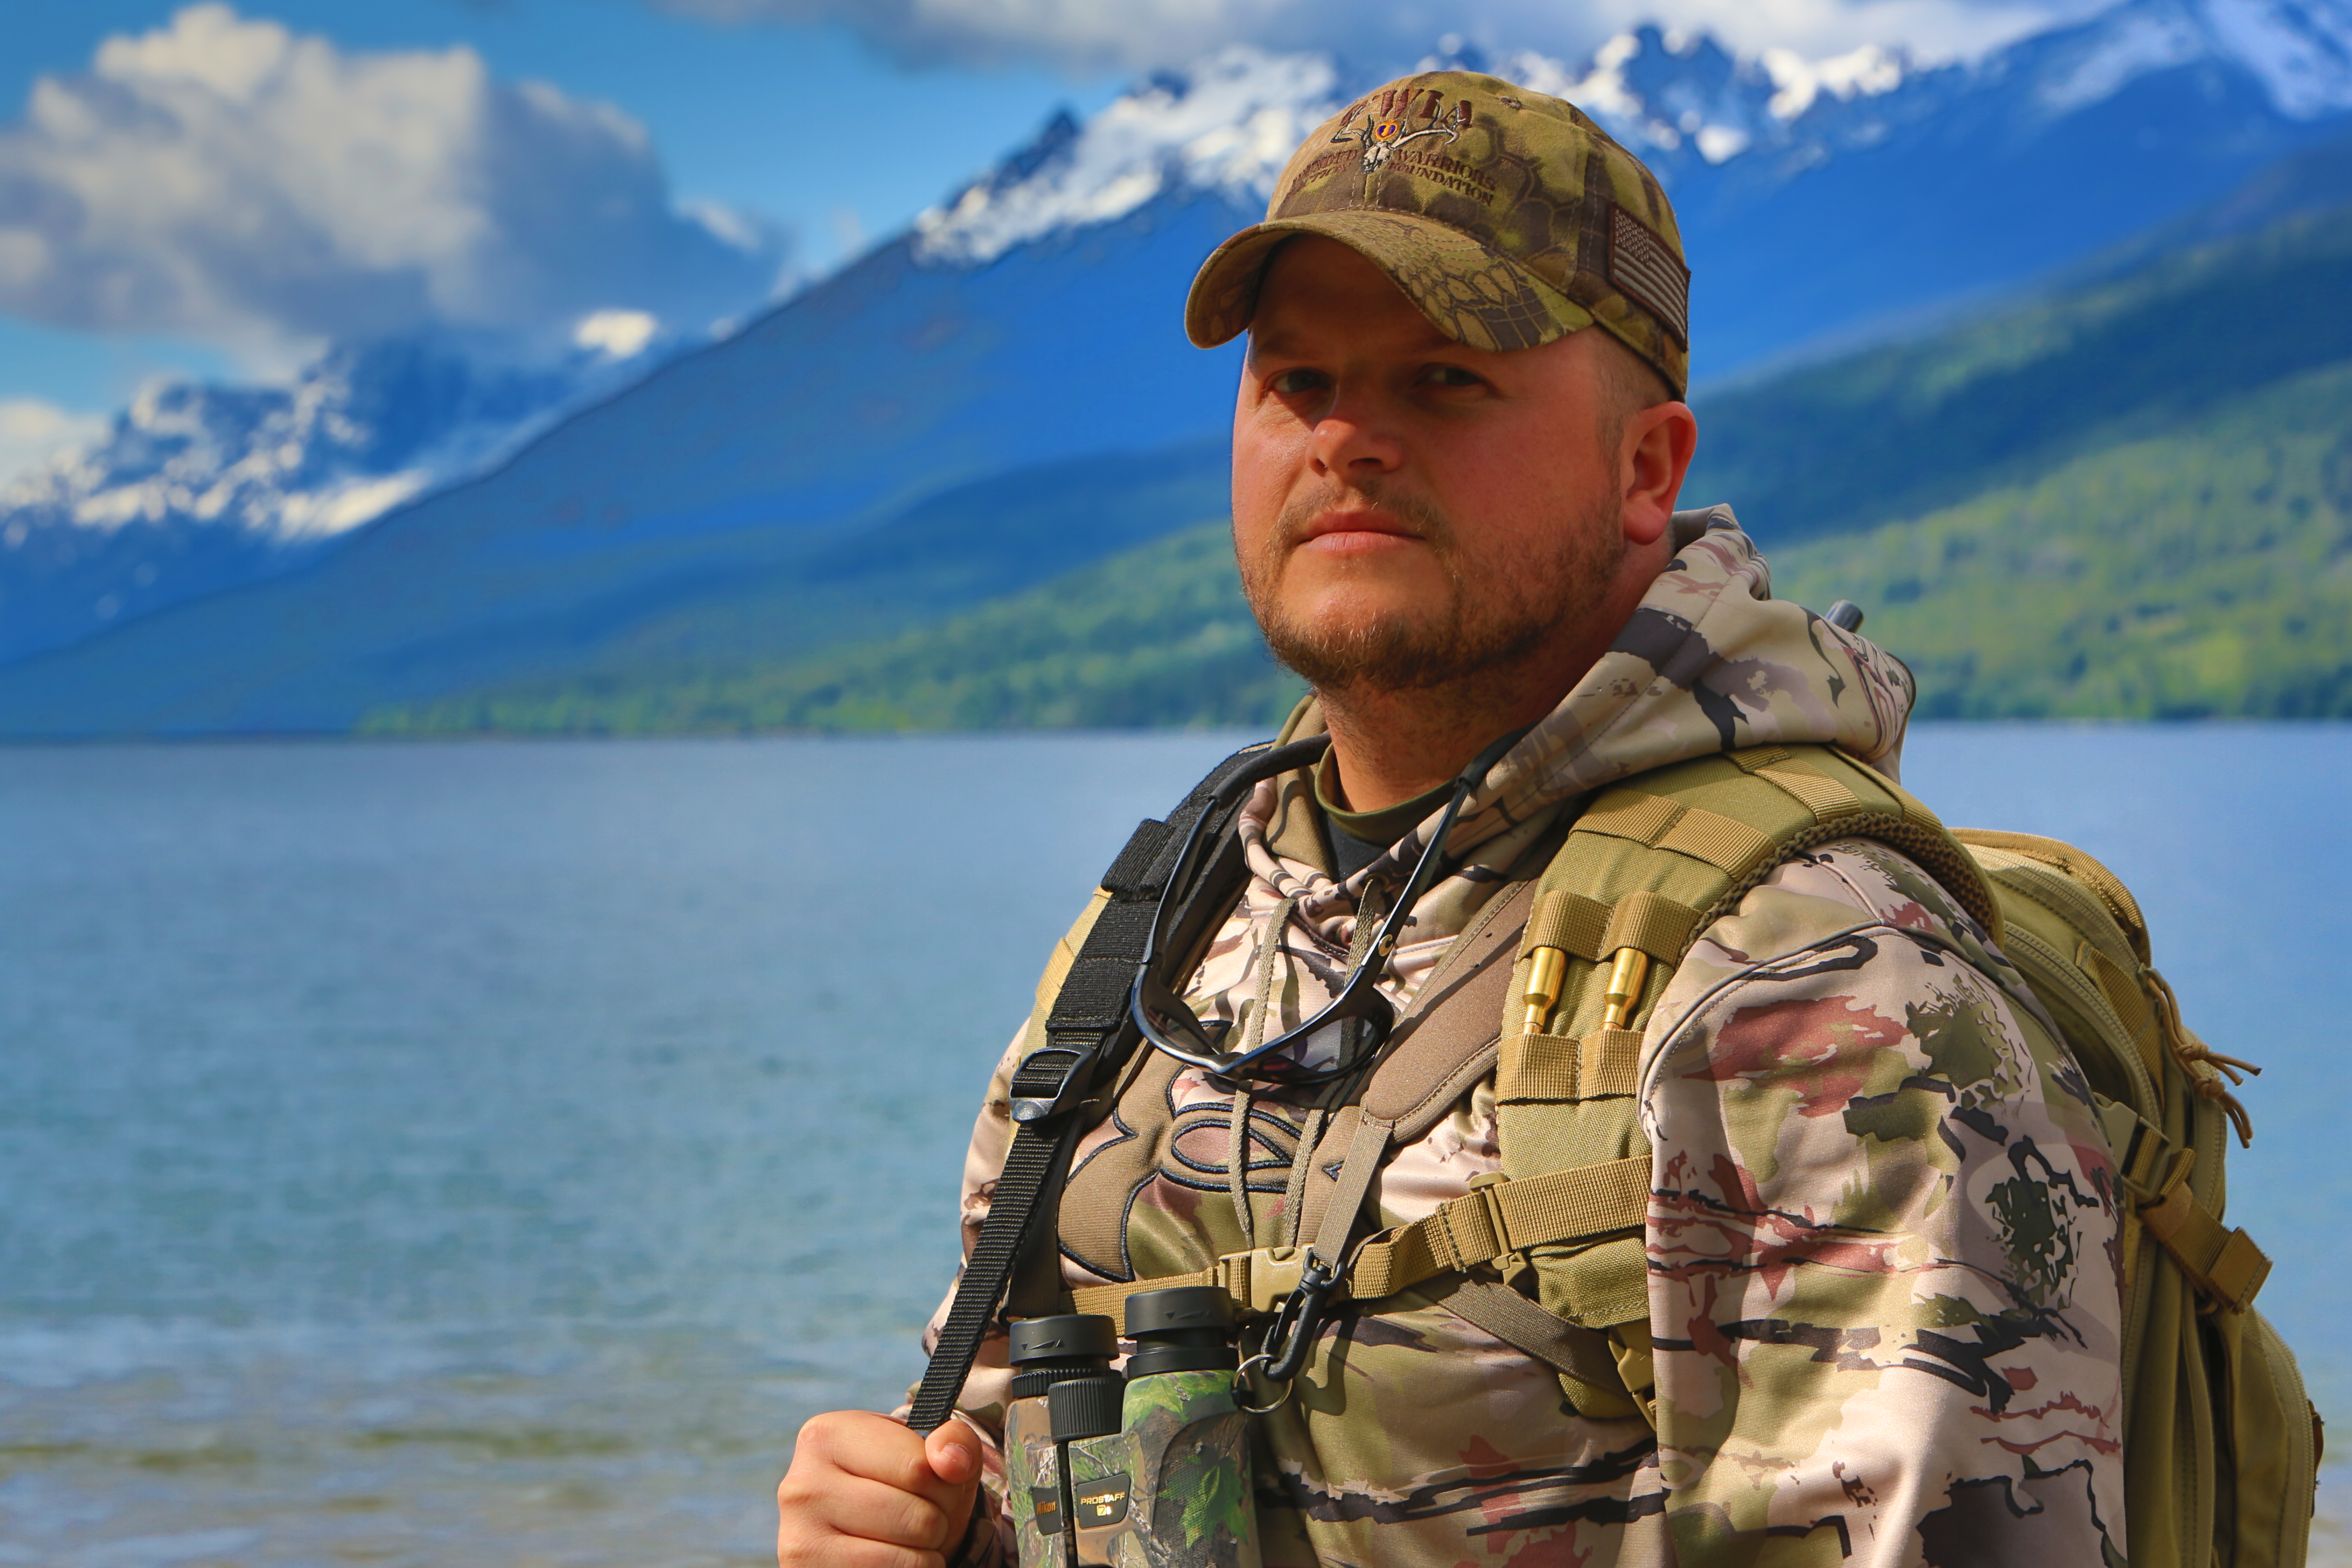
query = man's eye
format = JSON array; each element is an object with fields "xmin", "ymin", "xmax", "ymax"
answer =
[
  {"xmin": 1423, "ymin": 365, "xmax": 1482, "ymax": 388},
  {"xmin": 1269, "ymin": 368, "xmax": 1327, "ymax": 394}
]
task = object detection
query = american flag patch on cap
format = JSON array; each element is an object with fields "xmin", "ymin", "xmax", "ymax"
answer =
[{"xmin": 1608, "ymin": 205, "xmax": 1690, "ymax": 348}]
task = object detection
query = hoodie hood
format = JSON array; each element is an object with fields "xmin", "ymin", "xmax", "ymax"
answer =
[
  {"xmin": 1189, "ymin": 508, "xmax": 1917, "ymax": 1065},
  {"xmin": 1430, "ymin": 502, "xmax": 1910, "ymax": 854}
]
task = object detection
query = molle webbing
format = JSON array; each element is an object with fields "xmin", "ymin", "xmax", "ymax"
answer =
[
  {"xmin": 1555, "ymin": 744, "xmax": 2001, "ymax": 953},
  {"xmin": 1503, "ymin": 744, "xmax": 1999, "ymax": 1122},
  {"xmin": 1521, "ymin": 889, "xmax": 1701, "ymax": 966},
  {"xmin": 1500, "ymin": 1029, "xmax": 1642, "ymax": 1101},
  {"xmin": 1067, "ymin": 1154, "xmax": 1650, "ymax": 1320}
]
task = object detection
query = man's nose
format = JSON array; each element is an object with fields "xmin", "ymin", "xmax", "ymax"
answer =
[{"xmin": 1307, "ymin": 396, "xmax": 1404, "ymax": 478}]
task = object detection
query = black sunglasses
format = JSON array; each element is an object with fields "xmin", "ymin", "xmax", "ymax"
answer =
[{"xmin": 1129, "ymin": 730, "xmax": 1519, "ymax": 1086}]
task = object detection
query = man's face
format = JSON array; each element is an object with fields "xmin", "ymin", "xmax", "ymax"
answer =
[{"xmin": 1231, "ymin": 236, "xmax": 1633, "ymax": 696}]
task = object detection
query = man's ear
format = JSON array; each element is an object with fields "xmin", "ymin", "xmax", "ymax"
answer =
[{"xmin": 1621, "ymin": 401, "xmax": 1697, "ymax": 548}]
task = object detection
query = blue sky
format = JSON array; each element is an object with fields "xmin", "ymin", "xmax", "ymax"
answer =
[
  {"xmin": 0, "ymin": 2, "xmax": 1130, "ymax": 282},
  {"xmin": 0, "ymin": 2, "xmax": 1123, "ymax": 416},
  {"xmin": 0, "ymin": 0, "xmax": 2085, "ymax": 482}
]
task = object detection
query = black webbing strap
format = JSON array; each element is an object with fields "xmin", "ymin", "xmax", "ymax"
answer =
[{"xmin": 906, "ymin": 737, "xmax": 1326, "ymax": 1432}]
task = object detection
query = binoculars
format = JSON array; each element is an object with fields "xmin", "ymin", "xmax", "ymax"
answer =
[{"xmin": 1003, "ymin": 1286, "xmax": 1261, "ymax": 1568}]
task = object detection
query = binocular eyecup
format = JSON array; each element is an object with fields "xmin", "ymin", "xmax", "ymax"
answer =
[
  {"xmin": 1123, "ymin": 1285, "xmax": 1236, "ymax": 1378},
  {"xmin": 1008, "ymin": 1313, "xmax": 1119, "ymax": 1403}
]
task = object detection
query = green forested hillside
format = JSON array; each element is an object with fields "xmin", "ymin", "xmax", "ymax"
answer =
[
  {"xmin": 1679, "ymin": 205, "xmax": 2352, "ymax": 544},
  {"xmin": 1771, "ymin": 361, "xmax": 2352, "ymax": 717},
  {"xmin": 363, "ymin": 524, "xmax": 1305, "ymax": 735},
  {"xmin": 363, "ymin": 203, "xmax": 2352, "ymax": 734}
]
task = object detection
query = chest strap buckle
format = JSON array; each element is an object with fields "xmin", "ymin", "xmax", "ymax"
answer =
[
  {"xmin": 1009, "ymin": 1045, "xmax": 1097, "ymax": 1124},
  {"xmin": 1215, "ymin": 1247, "xmax": 1308, "ymax": 1315}
]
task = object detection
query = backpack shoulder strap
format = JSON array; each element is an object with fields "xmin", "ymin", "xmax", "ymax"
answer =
[
  {"xmin": 1065, "ymin": 746, "xmax": 1992, "ymax": 1313},
  {"xmin": 1060, "ymin": 746, "xmax": 2010, "ymax": 1412}
]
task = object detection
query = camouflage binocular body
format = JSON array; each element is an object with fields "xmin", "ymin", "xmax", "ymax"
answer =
[{"xmin": 1002, "ymin": 1290, "xmax": 1261, "ymax": 1568}]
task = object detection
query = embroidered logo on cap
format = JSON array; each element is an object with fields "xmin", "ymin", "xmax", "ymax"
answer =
[
  {"xmin": 1608, "ymin": 205, "xmax": 1691, "ymax": 348},
  {"xmin": 1333, "ymin": 86, "xmax": 1473, "ymax": 187}
]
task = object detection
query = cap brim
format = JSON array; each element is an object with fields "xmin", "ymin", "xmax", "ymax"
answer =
[{"xmin": 1184, "ymin": 209, "xmax": 1597, "ymax": 354}]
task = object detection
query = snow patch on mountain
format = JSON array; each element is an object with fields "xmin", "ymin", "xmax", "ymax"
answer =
[
  {"xmin": 0, "ymin": 401, "xmax": 109, "ymax": 492},
  {"xmin": 2200, "ymin": 0, "xmax": 2352, "ymax": 116},
  {"xmin": 1761, "ymin": 44, "xmax": 1908, "ymax": 120},
  {"xmin": 0, "ymin": 330, "xmax": 655, "ymax": 548},
  {"xmin": 913, "ymin": 48, "xmax": 1340, "ymax": 265},
  {"xmin": 911, "ymin": 32, "xmax": 1926, "ymax": 260},
  {"xmin": 1996, "ymin": 0, "xmax": 2352, "ymax": 120},
  {"xmin": 1496, "ymin": 30, "xmax": 1919, "ymax": 175},
  {"xmin": 2036, "ymin": 2, "xmax": 2209, "ymax": 114}
]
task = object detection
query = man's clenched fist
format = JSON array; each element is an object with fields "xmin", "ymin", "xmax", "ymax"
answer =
[{"xmin": 776, "ymin": 1409, "xmax": 984, "ymax": 1568}]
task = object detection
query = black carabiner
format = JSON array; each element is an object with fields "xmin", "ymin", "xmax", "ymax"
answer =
[{"xmin": 1237, "ymin": 1252, "xmax": 1343, "ymax": 1411}]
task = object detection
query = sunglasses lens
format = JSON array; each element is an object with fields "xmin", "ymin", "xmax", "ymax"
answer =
[
  {"xmin": 1136, "ymin": 975, "xmax": 1229, "ymax": 1056},
  {"xmin": 1227, "ymin": 993, "xmax": 1396, "ymax": 1084}
]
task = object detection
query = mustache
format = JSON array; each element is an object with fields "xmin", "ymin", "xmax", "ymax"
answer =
[{"xmin": 1271, "ymin": 478, "xmax": 1453, "ymax": 548}]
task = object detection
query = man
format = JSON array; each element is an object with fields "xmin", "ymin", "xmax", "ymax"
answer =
[{"xmin": 778, "ymin": 71, "xmax": 2123, "ymax": 1567}]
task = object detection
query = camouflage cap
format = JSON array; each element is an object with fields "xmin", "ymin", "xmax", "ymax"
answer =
[{"xmin": 1185, "ymin": 71, "xmax": 1692, "ymax": 397}]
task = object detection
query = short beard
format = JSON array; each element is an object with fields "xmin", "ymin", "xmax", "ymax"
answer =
[{"xmin": 1241, "ymin": 477, "xmax": 1625, "ymax": 698}]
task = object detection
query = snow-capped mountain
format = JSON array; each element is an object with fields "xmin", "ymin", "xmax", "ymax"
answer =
[
  {"xmin": 1511, "ymin": 0, "xmax": 2352, "ymax": 180},
  {"xmin": 913, "ymin": 0, "xmax": 2352, "ymax": 259},
  {"xmin": 914, "ymin": 50, "xmax": 1340, "ymax": 267},
  {"xmin": 910, "ymin": 0, "xmax": 2352, "ymax": 368},
  {"xmin": 7, "ymin": 0, "xmax": 2352, "ymax": 690},
  {"xmin": 0, "ymin": 328, "xmax": 671, "ymax": 665}
]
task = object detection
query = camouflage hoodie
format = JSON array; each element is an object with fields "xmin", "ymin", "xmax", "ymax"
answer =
[{"xmin": 924, "ymin": 511, "xmax": 2124, "ymax": 1567}]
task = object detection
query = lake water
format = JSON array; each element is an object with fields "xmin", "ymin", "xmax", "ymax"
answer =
[{"xmin": 1, "ymin": 727, "xmax": 2346, "ymax": 1566}]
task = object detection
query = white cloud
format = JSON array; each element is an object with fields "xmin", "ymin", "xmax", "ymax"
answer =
[
  {"xmin": 0, "ymin": 4, "xmax": 786, "ymax": 365},
  {"xmin": 0, "ymin": 399, "xmax": 107, "ymax": 488},
  {"xmin": 658, "ymin": 0, "xmax": 2100, "ymax": 75}
]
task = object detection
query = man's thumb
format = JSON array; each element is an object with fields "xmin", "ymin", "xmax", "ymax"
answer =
[{"xmin": 924, "ymin": 1415, "xmax": 985, "ymax": 1493}]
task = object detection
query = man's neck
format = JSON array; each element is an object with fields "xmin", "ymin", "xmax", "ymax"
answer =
[{"xmin": 1316, "ymin": 676, "xmax": 1560, "ymax": 813}]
